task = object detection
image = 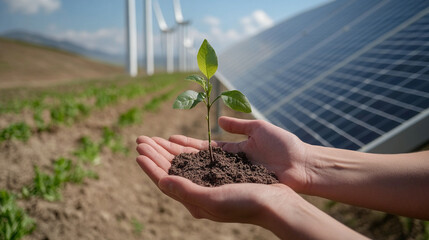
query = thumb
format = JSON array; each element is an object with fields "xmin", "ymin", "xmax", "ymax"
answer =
[
  {"xmin": 218, "ymin": 116, "xmax": 256, "ymax": 136},
  {"xmin": 159, "ymin": 175, "xmax": 208, "ymax": 207}
]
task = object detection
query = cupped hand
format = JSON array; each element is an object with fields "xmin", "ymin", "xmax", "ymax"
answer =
[
  {"xmin": 214, "ymin": 116, "xmax": 311, "ymax": 191},
  {"xmin": 136, "ymin": 116, "xmax": 311, "ymax": 191},
  {"xmin": 135, "ymin": 135, "xmax": 295, "ymax": 224}
]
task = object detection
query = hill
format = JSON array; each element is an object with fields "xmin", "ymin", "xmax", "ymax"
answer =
[
  {"xmin": 1, "ymin": 30, "xmax": 125, "ymax": 65},
  {"xmin": 0, "ymin": 38, "xmax": 123, "ymax": 89}
]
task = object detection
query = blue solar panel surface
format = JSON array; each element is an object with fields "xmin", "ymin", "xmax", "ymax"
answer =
[{"xmin": 218, "ymin": 0, "xmax": 429, "ymax": 150}]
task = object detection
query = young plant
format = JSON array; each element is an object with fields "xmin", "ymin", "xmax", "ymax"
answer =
[
  {"xmin": 0, "ymin": 190, "xmax": 36, "ymax": 240},
  {"xmin": 0, "ymin": 122, "xmax": 31, "ymax": 142},
  {"xmin": 73, "ymin": 136, "xmax": 101, "ymax": 165},
  {"xmin": 173, "ymin": 39, "xmax": 251, "ymax": 159},
  {"xmin": 118, "ymin": 107, "xmax": 142, "ymax": 126}
]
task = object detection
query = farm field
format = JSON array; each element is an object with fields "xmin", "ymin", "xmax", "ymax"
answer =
[{"xmin": 0, "ymin": 38, "xmax": 428, "ymax": 240}]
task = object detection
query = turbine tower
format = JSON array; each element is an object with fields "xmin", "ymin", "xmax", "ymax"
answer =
[
  {"xmin": 184, "ymin": 34, "xmax": 195, "ymax": 71},
  {"xmin": 126, "ymin": 0, "xmax": 138, "ymax": 77},
  {"xmin": 173, "ymin": 0, "xmax": 190, "ymax": 72},
  {"xmin": 144, "ymin": 0, "xmax": 154, "ymax": 76},
  {"xmin": 153, "ymin": 0, "xmax": 174, "ymax": 73}
]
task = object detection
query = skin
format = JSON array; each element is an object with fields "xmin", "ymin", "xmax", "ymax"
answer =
[{"xmin": 136, "ymin": 116, "xmax": 429, "ymax": 239}]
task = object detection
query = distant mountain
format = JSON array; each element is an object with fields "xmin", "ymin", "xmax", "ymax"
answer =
[
  {"xmin": 0, "ymin": 30, "xmax": 184, "ymax": 71},
  {"xmin": 0, "ymin": 30, "xmax": 125, "ymax": 65}
]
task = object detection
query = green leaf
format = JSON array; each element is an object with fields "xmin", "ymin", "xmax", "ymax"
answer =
[
  {"xmin": 220, "ymin": 90, "xmax": 252, "ymax": 113},
  {"xmin": 185, "ymin": 75, "xmax": 207, "ymax": 90},
  {"xmin": 173, "ymin": 90, "xmax": 205, "ymax": 110},
  {"xmin": 197, "ymin": 39, "xmax": 218, "ymax": 80}
]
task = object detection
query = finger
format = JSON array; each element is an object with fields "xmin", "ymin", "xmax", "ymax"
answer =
[
  {"xmin": 153, "ymin": 137, "xmax": 200, "ymax": 156},
  {"xmin": 169, "ymin": 135, "xmax": 216, "ymax": 149},
  {"xmin": 182, "ymin": 202, "xmax": 225, "ymax": 222},
  {"xmin": 218, "ymin": 141, "xmax": 247, "ymax": 154},
  {"xmin": 158, "ymin": 175, "xmax": 210, "ymax": 207},
  {"xmin": 136, "ymin": 155, "xmax": 168, "ymax": 185},
  {"xmin": 136, "ymin": 143, "xmax": 171, "ymax": 171},
  {"xmin": 142, "ymin": 136, "xmax": 175, "ymax": 161},
  {"xmin": 218, "ymin": 116, "xmax": 257, "ymax": 136},
  {"xmin": 136, "ymin": 135, "xmax": 148, "ymax": 144}
]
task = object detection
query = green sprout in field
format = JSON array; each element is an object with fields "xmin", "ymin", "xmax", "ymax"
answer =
[
  {"xmin": 0, "ymin": 190, "xmax": 35, "ymax": 240},
  {"xmin": 0, "ymin": 122, "xmax": 31, "ymax": 143},
  {"xmin": 73, "ymin": 137, "xmax": 101, "ymax": 165},
  {"xmin": 118, "ymin": 107, "xmax": 142, "ymax": 126},
  {"xmin": 22, "ymin": 157, "xmax": 97, "ymax": 201},
  {"xmin": 173, "ymin": 39, "xmax": 252, "ymax": 160}
]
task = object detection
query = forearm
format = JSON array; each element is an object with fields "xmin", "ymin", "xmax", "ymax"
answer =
[
  {"xmin": 304, "ymin": 146, "xmax": 429, "ymax": 219},
  {"xmin": 257, "ymin": 187, "xmax": 367, "ymax": 240}
]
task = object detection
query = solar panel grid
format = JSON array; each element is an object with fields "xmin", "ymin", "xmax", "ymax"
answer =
[
  {"xmin": 232, "ymin": 0, "xmax": 367, "ymax": 92},
  {"xmin": 217, "ymin": 0, "xmax": 429, "ymax": 151},
  {"xmin": 249, "ymin": 1, "xmax": 422, "ymax": 116},
  {"xmin": 279, "ymin": 10, "xmax": 429, "ymax": 148},
  {"xmin": 220, "ymin": 0, "xmax": 351, "ymax": 87}
]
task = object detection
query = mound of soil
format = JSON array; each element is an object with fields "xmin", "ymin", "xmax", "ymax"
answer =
[{"xmin": 169, "ymin": 147, "xmax": 279, "ymax": 187}]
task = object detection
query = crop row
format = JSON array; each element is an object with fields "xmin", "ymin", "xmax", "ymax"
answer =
[
  {"xmin": 0, "ymin": 126, "xmax": 128, "ymax": 240},
  {"xmin": 0, "ymin": 73, "xmax": 186, "ymax": 143},
  {"xmin": 118, "ymin": 86, "xmax": 182, "ymax": 126},
  {"xmin": 0, "ymin": 73, "xmax": 183, "ymax": 115},
  {"xmin": 0, "ymin": 73, "xmax": 190, "ymax": 239}
]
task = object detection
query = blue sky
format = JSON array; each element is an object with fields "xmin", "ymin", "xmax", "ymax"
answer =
[{"xmin": 0, "ymin": 0, "xmax": 329, "ymax": 55}]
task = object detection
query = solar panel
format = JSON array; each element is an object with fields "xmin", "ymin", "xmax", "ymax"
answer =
[{"xmin": 217, "ymin": 0, "xmax": 429, "ymax": 153}]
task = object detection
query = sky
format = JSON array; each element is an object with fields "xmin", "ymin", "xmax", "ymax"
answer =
[{"xmin": 0, "ymin": 0, "xmax": 330, "ymax": 56}]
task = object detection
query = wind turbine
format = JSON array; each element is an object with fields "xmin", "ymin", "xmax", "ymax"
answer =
[
  {"xmin": 153, "ymin": 0, "xmax": 174, "ymax": 73},
  {"xmin": 173, "ymin": 0, "xmax": 191, "ymax": 72},
  {"xmin": 125, "ymin": 0, "xmax": 138, "ymax": 76},
  {"xmin": 144, "ymin": 0, "xmax": 154, "ymax": 76},
  {"xmin": 184, "ymin": 34, "xmax": 195, "ymax": 71}
]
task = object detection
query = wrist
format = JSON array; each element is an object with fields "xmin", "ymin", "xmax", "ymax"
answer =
[
  {"xmin": 299, "ymin": 143, "xmax": 327, "ymax": 195},
  {"xmin": 255, "ymin": 185, "xmax": 301, "ymax": 238},
  {"xmin": 302, "ymin": 144, "xmax": 370, "ymax": 197},
  {"xmin": 257, "ymin": 184, "xmax": 368, "ymax": 239}
]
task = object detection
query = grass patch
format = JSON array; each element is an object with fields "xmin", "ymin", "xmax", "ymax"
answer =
[
  {"xmin": 144, "ymin": 88, "xmax": 180, "ymax": 112},
  {"xmin": 0, "ymin": 190, "xmax": 35, "ymax": 240},
  {"xmin": 73, "ymin": 137, "xmax": 101, "ymax": 165},
  {"xmin": 0, "ymin": 122, "xmax": 31, "ymax": 142},
  {"xmin": 101, "ymin": 127, "xmax": 129, "ymax": 154},
  {"xmin": 131, "ymin": 218, "xmax": 144, "ymax": 235},
  {"xmin": 118, "ymin": 107, "xmax": 142, "ymax": 126},
  {"xmin": 22, "ymin": 158, "xmax": 97, "ymax": 201},
  {"xmin": 50, "ymin": 99, "xmax": 90, "ymax": 126}
]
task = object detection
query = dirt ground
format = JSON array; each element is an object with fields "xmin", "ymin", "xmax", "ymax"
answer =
[
  {"xmin": 1, "ymin": 39, "xmax": 427, "ymax": 240},
  {"xmin": 0, "ymin": 80, "xmax": 280, "ymax": 240},
  {"xmin": 0, "ymin": 38, "xmax": 122, "ymax": 89},
  {"xmin": 2, "ymin": 78, "xmax": 427, "ymax": 240}
]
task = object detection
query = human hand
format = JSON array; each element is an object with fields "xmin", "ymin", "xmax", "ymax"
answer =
[
  {"xmin": 216, "ymin": 116, "xmax": 311, "ymax": 192},
  {"xmin": 138, "ymin": 116, "xmax": 311, "ymax": 191},
  {"xmin": 135, "ymin": 134, "xmax": 294, "ymax": 225},
  {"xmin": 135, "ymin": 123, "xmax": 367, "ymax": 239}
]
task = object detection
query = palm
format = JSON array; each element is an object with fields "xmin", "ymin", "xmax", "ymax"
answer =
[
  {"xmin": 136, "ymin": 116, "xmax": 309, "ymax": 193},
  {"xmin": 135, "ymin": 136, "xmax": 293, "ymax": 223},
  {"xmin": 220, "ymin": 120, "xmax": 309, "ymax": 190}
]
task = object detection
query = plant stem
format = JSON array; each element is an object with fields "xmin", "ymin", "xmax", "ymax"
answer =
[
  {"xmin": 206, "ymin": 84, "xmax": 214, "ymax": 162},
  {"xmin": 207, "ymin": 101, "xmax": 214, "ymax": 162}
]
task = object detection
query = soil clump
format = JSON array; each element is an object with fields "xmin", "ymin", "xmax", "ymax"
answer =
[{"xmin": 169, "ymin": 147, "xmax": 279, "ymax": 187}]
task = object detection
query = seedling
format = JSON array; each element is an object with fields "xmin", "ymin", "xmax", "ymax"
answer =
[
  {"xmin": 118, "ymin": 107, "xmax": 142, "ymax": 126},
  {"xmin": 73, "ymin": 136, "xmax": 101, "ymax": 164},
  {"xmin": 22, "ymin": 157, "xmax": 97, "ymax": 201},
  {"xmin": 173, "ymin": 39, "xmax": 251, "ymax": 160},
  {"xmin": 0, "ymin": 122, "xmax": 31, "ymax": 142},
  {"xmin": 0, "ymin": 190, "xmax": 35, "ymax": 240}
]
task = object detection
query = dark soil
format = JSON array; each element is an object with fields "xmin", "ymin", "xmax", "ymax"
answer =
[{"xmin": 169, "ymin": 147, "xmax": 279, "ymax": 187}]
